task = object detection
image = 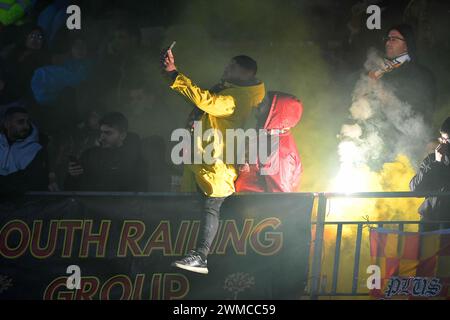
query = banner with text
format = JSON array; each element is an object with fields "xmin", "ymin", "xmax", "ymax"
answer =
[
  {"xmin": 0, "ymin": 193, "xmax": 313, "ymax": 300},
  {"xmin": 370, "ymin": 227, "xmax": 450, "ymax": 300}
]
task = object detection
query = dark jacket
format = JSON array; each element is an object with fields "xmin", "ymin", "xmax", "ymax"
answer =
[
  {"xmin": 409, "ymin": 153, "xmax": 450, "ymax": 231},
  {"xmin": 3, "ymin": 46, "xmax": 50, "ymax": 100},
  {"xmin": 64, "ymin": 132, "xmax": 147, "ymax": 192},
  {"xmin": 382, "ymin": 61, "xmax": 436, "ymax": 124},
  {"xmin": 235, "ymin": 91, "xmax": 303, "ymax": 193}
]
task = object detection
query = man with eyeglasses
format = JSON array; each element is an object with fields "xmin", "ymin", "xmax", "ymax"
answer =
[
  {"xmin": 410, "ymin": 117, "xmax": 450, "ymax": 231},
  {"xmin": 369, "ymin": 24, "xmax": 436, "ymax": 124}
]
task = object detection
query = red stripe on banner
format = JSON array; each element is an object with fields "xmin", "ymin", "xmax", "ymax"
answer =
[
  {"xmin": 370, "ymin": 229, "xmax": 388, "ymax": 258},
  {"xmin": 402, "ymin": 233, "xmax": 420, "ymax": 260},
  {"xmin": 416, "ymin": 255, "xmax": 437, "ymax": 277},
  {"xmin": 385, "ymin": 257, "xmax": 400, "ymax": 278}
]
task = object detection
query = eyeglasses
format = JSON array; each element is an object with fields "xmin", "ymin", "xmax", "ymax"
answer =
[
  {"xmin": 383, "ymin": 36, "xmax": 406, "ymax": 43},
  {"xmin": 29, "ymin": 34, "xmax": 44, "ymax": 40}
]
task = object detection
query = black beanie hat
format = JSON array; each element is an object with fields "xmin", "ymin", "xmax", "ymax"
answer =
[
  {"xmin": 441, "ymin": 116, "xmax": 450, "ymax": 134},
  {"xmin": 232, "ymin": 55, "xmax": 258, "ymax": 76},
  {"xmin": 387, "ymin": 24, "xmax": 417, "ymax": 59}
]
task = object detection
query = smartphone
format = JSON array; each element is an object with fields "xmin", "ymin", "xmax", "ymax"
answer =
[
  {"xmin": 437, "ymin": 143, "xmax": 449, "ymax": 156},
  {"xmin": 164, "ymin": 41, "xmax": 176, "ymax": 58}
]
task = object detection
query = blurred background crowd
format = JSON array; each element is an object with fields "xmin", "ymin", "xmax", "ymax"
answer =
[{"xmin": 0, "ymin": 0, "xmax": 449, "ymax": 195}]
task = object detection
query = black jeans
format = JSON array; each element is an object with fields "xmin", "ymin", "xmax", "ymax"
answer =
[{"xmin": 196, "ymin": 194, "xmax": 227, "ymax": 259}]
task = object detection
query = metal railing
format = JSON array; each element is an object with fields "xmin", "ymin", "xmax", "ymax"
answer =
[{"xmin": 309, "ymin": 191, "xmax": 450, "ymax": 299}]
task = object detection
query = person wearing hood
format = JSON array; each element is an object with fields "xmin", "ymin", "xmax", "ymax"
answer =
[
  {"xmin": 410, "ymin": 116, "xmax": 450, "ymax": 231},
  {"xmin": 31, "ymin": 36, "xmax": 93, "ymax": 106},
  {"xmin": 368, "ymin": 24, "xmax": 436, "ymax": 124},
  {"xmin": 1, "ymin": 25, "xmax": 50, "ymax": 100},
  {"xmin": 0, "ymin": 106, "xmax": 49, "ymax": 195},
  {"xmin": 162, "ymin": 49, "xmax": 265, "ymax": 274},
  {"xmin": 235, "ymin": 92, "xmax": 303, "ymax": 193}
]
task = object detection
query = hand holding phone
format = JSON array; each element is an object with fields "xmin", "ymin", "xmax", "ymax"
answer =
[
  {"xmin": 68, "ymin": 155, "xmax": 84, "ymax": 176},
  {"xmin": 161, "ymin": 41, "xmax": 177, "ymax": 72},
  {"xmin": 435, "ymin": 143, "xmax": 449, "ymax": 162}
]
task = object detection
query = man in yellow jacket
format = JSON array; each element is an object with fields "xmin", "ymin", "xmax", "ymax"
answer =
[{"xmin": 162, "ymin": 48, "xmax": 265, "ymax": 274}]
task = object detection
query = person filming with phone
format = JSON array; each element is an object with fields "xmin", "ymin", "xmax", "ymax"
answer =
[
  {"xmin": 65, "ymin": 112, "xmax": 147, "ymax": 192},
  {"xmin": 160, "ymin": 43, "xmax": 265, "ymax": 274},
  {"xmin": 410, "ymin": 116, "xmax": 450, "ymax": 231}
]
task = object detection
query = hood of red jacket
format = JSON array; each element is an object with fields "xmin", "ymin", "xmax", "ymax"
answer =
[{"xmin": 263, "ymin": 91, "xmax": 303, "ymax": 130}]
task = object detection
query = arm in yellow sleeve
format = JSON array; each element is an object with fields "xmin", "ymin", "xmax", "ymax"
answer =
[{"xmin": 170, "ymin": 72, "xmax": 235, "ymax": 117}]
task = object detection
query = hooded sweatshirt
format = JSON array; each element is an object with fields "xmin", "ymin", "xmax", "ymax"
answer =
[
  {"xmin": 0, "ymin": 124, "xmax": 48, "ymax": 194},
  {"xmin": 170, "ymin": 72, "xmax": 265, "ymax": 197},
  {"xmin": 0, "ymin": 123, "xmax": 42, "ymax": 175},
  {"xmin": 235, "ymin": 91, "xmax": 303, "ymax": 193}
]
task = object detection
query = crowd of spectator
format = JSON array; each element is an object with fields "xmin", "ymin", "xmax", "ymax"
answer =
[{"xmin": 0, "ymin": 1, "xmax": 177, "ymax": 195}]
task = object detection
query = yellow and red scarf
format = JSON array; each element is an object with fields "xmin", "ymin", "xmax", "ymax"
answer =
[{"xmin": 368, "ymin": 53, "xmax": 411, "ymax": 80}]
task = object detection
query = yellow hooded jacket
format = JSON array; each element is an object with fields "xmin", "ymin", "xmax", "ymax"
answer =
[{"xmin": 170, "ymin": 73, "xmax": 265, "ymax": 197}]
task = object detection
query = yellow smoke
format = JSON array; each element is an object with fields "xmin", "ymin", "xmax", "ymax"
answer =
[
  {"xmin": 159, "ymin": 1, "xmax": 434, "ymax": 298},
  {"xmin": 318, "ymin": 154, "xmax": 424, "ymax": 297},
  {"xmin": 327, "ymin": 154, "xmax": 422, "ymax": 222}
]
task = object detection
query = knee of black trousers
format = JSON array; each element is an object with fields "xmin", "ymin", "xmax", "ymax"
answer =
[{"xmin": 203, "ymin": 196, "xmax": 227, "ymax": 217}]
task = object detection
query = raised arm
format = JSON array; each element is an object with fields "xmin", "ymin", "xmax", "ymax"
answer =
[
  {"xmin": 170, "ymin": 73, "xmax": 235, "ymax": 117},
  {"xmin": 162, "ymin": 47, "xmax": 235, "ymax": 117}
]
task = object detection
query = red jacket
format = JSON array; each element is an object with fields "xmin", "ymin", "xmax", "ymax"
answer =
[{"xmin": 235, "ymin": 91, "xmax": 303, "ymax": 192}]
